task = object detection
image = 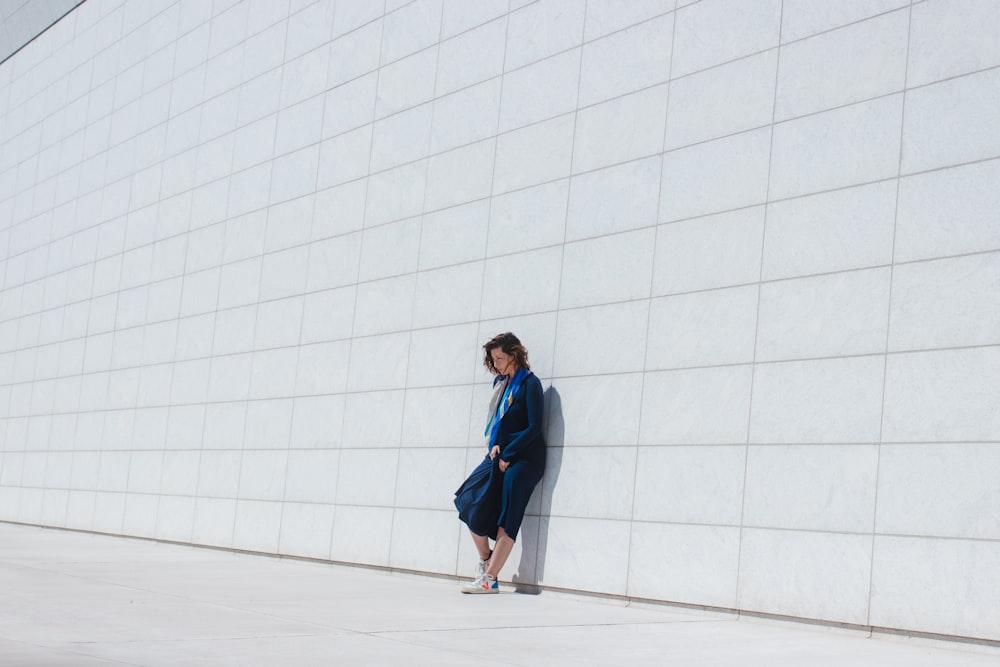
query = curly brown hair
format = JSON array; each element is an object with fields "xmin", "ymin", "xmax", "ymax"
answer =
[{"xmin": 482, "ymin": 332, "xmax": 530, "ymax": 375}]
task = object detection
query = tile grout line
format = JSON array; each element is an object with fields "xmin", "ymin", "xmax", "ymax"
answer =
[
  {"xmin": 385, "ymin": 0, "xmax": 447, "ymax": 573},
  {"xmin": 139, "ymin": 0, "xmax": 186, "ymax": 545},
  {"xmin": 623, "ymin": 0, "xmax": 678, "ymax": 600},
  {"xmin": 88, "ymin": 28, "xmax": 132, "ymax": 536},
  {"xmin": 274, "ymin": 0, "xmax": 331, "ymax": 560},
  {"xmin": 183, "ymin": 38, "xmax": 226, "ymax": 548},
  {"xmin": 11, "ymin": 438, "xmax": 1000, "ymax": 454},
  {"xmin": 327, "ymin": 0, "xmax": 389, "ymax": 565},
  {"xmin": 533, "ymin": 0, "xmax": 588, "ymax": 589},
  {"xmin": 226, "ymin": 0, "xmax": 270, "ymax": 553},
  {"xmin": 12, "ymin": 503, "xmax": 1000, "ymax": 548},
  {"xmin": 866, "ymin": 0, "xmax": 915, "ymax": 628},
  {"xmin": 19, "ymin": 54, "xmax": 61, "ymax": 523},
  {"xmin": 44, "ymin": 4, "xmax": 105, "ymax": 531},
  {"xmin": 734, "ymin": 0, "xmax": 785, "ymax": 615}
]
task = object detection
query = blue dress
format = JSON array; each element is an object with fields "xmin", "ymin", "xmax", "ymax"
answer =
[{"xmin": 455, "ymin": 373, "xmax": 546, "ymax": 541}]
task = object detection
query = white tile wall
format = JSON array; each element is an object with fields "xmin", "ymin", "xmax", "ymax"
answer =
[
  {"xmin": 738, "ymin": 528, "xmax": 873, "ymax": 625},
  {"xmin": 440, "ymin": 0, "xmax": 507, "ymax": 40},
  {"xmin": 870, "ymin": 536, "xmax": 1000, "ymax": 640},
  {"xmin": 774, "ymin": 10, "xmax": 908, "ymax": 121},
  {"xmin": 882, "ymin": 347, "xmax": 1000, "ymax": 443},
  {"xmin": 894, "ymin": 159, "xmax": 1000, "ymax": 263},
  {"xmin": 537, "ymin": 515, "xmax": 630, "ymax": 594},
  {"xmin": 632, "ymin": 445, "xmax": 745, "ymax": 525},
  {"xmin": 639, "ymin": 366, "xmax": 753, "ymax": 445},
  {"xmin": 389, "ymin": 507, "xmax": 459, "ymax": 572},
  {"xmin": 901, "ymin": 67, "xmax": 1000, "ymax": 175},
  {"xmin": 780, "ymin": 0, "xmax": 908, "ymax": 43},
  {"xmin": 660, "ymin": 128, "xmax": 771, "ymax": 222},
  {"xmin": 548, "ymin": 373, "xmax": 642, "ymax": 447},
  {"xmin": 762, "ymin": 181, "xmax": 897, "ymax": 280},
  {"xmin": 671, "ymin": 0, "xmax": 781, "ymax": 78},
  {"xmin": 498, "ymin": 48, "xmax": 580, "ymax": 133},
  {"xmin": 489, "ymin": 179, "xmax": 567, "ymax": 255},
  {"xmin": 755, "ymin": 268, "xmax": 891, "ymax": 361},
  {"xmin": 565, "ymin": 157, "xmax": 658, "ymax": 241},
  {"xmin": 875, "ymin": 443, "xmax": 1000, "ymax": 541},
  {"xmin": 665, "ymin": 50, "xmax": 777, "ymax": 149},
  {"xmin": 743, "ymin": 444, "xmax": 879, "ymax": 532},
  {"xmin": 430, "ymin": 80, "xmax": 501, "ymax": 154},
  {"xmin": 888, "ymin": 252, "xmax": 1000, "ymax": 352},
  {"xmin": 553, "ymin": 300, "xmax": 648, "ymax": 376},
  {"xmin": 504, "ymin": 0, "xmax": 585, "ymax": 72},
  {"xmin": 435, "ymin": 18, "xmax": 505, "ymax": 97},
  {"xmin": 906, "ymin": 0, "xmax": 1000, "ymax": 88},
  {"xmin": 652, "ymin": 207, "xmax": 766, "ymax": 294},
  {"xmin": 559, "ymin": 229, "xmax": 655, "ymax": 309},
  {"xmin": 493, "ymin": 115, "xmax": 574, "ymax": 195},
  {"xmin": 394, "ymin": 448, "xmax": 465, "ymax": 511},
  {"xmin": 541, "ymin": 446, "xmax": 636, "ymax": 520},
  {"xmin": 401, "ymin": 385, "xmax": 472, "ymax": 447},
  {"xmin": 278, "ymin": 501, "xmax": 335, "ymax": 559},
  {"xmin": 769, "ymin": 95, "xmax": 903, "ymax": 200},
  {"xmin": 646, "ymin": 285, "xmax": 758, "ymax": 368},
  {"xmin": 749, "ymin": 356, "xmax": 885, "ymax": 444},
  {"xmin": 578, "ymin": 15, "xmax": 671, "ymax": 109},
  {"xmin": 2, "ymin": 0, "xmax": 998, "ymax": 644},
  {"xmin": 330, "ymin": 504, "xmax": 392, "ymax": 567},
  {"xmin": 628, "ymin": 522, "xmax": 740, "ymax": 608}
]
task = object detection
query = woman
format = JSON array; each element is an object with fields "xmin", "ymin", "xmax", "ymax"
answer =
[{"xmin": 454, "ymin": 332, "xmax": 546, "ymax": 594}]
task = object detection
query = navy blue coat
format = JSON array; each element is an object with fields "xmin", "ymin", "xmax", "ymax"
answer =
[
  {"xmin": 455, "ymin": 373, "xmax": 546, "ymax": 541},
  {"xmin": 495, "ymin": 373, "xmax": 546, "ymax": 467}
]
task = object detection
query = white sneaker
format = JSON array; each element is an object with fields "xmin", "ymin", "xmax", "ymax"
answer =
[
  {"xmin": 476, "ymin": 552, "xmax": 491, "ymax": 577},
  {"xmin": 461, "ymin": 573, "xmax": 498, "ymax": 594}
]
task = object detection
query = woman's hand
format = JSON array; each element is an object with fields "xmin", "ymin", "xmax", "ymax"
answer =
[{"xmin": 490, "ymin": 446, "xmax": 509, "ymax": 472}]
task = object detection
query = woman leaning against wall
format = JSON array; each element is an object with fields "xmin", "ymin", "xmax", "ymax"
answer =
[{"xmin": 454, "ymin": 332, "xmax": 546, "ymax": 594}]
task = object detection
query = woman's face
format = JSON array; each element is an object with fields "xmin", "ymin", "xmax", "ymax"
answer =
[{"xmin": 491, "ymin": 349, "xmax": 515, "ymax": 376}]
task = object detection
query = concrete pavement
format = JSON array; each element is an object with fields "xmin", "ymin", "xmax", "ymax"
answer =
[{"xmin": 0, "ymin": 522, "xmax": 996, "ymax": 666}]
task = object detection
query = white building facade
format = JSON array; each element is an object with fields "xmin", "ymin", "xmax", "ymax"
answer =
[{"xmin": 1, "ymin": 0, "xmax": 999, "ymax": 643}]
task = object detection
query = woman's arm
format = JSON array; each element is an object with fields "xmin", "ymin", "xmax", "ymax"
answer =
[{"xmin": 499, "ymin": 375, "xmax": 544, "ymax": 462}]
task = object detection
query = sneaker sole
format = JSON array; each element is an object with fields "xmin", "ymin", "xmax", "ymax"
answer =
[{"xmin": 461, "ymin": 586, "xmax": 499, "ymax": 594}]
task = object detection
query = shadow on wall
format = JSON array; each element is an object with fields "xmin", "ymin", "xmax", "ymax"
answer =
[{"xmin": 513, "ymin": 385, "xmax": 563, "ymax": 593}]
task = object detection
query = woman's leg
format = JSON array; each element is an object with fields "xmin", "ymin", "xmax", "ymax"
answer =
[
  {"xmin": 487, "ymin": 461, "xmax": 543, "ymax": 580},
  {"xmin": 485, "ymin": 527, "xmax": 514, "ymax": 578},
  {"xmin": 470, "ymin": 531, "xmax": 492, "ymax": 561}
]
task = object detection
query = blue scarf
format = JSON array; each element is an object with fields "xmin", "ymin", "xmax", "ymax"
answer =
[{"xmin": 484, "ymin": 368, "xmax": 531, "ymax": 449}]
